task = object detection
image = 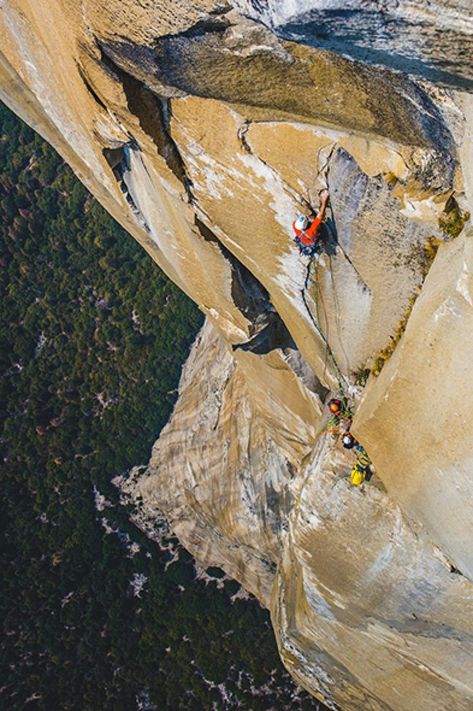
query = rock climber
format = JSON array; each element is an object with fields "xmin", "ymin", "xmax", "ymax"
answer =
[
  {"xmin": 327, "ymin": 397, "xmax": 353, "ymax": 443},
  {"xmin": 326, "ymin": 397, "xmax": 373, "ymax": 485},
  {"xmin": 292, "ymin": 189, "xmax": 329, "ymax": 256},
  {"xmin": 341, "ymin": 433, "xmax": 357, "ymax": 449}
]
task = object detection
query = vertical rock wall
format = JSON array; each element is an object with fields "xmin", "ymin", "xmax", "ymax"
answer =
[{"xmin": 354, "ymin": 229, "xmax": 473, "ymax": 579}]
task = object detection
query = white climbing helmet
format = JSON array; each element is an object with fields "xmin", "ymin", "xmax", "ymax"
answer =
[{"xmin": 295, "ymin": 215, "xmax": 309, "ymax": 231}]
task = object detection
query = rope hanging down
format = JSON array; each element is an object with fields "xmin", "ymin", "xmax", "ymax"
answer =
[{"xmin": 300, "ymin": 254, "xmax": 345, "ymax": 389}]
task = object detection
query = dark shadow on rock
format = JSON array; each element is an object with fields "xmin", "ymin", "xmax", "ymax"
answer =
[
  {"xmin": 194, "ymin": 218, "xmax": 296, "ymax": 356},
  {"xmin": 232, "ymin": 313, "xmax": 296, "ymax": 355},
  {"xmin": 279, "ymin": 9, "xmax": 473, "ymax": 93},
  {"xmin": 319, "ymin": 220, "xmax": 338, "ymax": 257}
]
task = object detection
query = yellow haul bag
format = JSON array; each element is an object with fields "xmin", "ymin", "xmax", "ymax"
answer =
[{"xmin": 350, "ymin": 467, "xmax": 366, "ymax": 486}]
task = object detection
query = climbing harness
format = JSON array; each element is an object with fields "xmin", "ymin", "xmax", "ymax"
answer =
[
  {"xmin": 294, "ymin": 235, "xmax": 320, "ymax": 257},
  {"xmin": 293, "ymin": 219, "xmax": 323, "ymax": 257},
  {"xmin": 355, "ymin": 448, "xmax": 371, "ymax": 470}
]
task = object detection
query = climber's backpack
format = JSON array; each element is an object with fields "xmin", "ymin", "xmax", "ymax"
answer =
[{"xmin": 350, "ymin": 466, "xmax": 366, "ymax": 487}]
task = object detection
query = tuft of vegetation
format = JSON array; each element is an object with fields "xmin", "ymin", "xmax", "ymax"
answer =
[
  {"xmin": 372, "ymin": 226, "xmax": 454, "ymax": 378},
  {"xmin": 420, "ymin": 235, "xmax": 443, "ymax": 277},
  {"xmin": 438, "ymin": 195, "xmax": 469, "ymax": 238},
  {"xmin": 0, "ymin": 102, "xmax": 324, "ymax": 711},
  {"xmin": 372, "ymin": 294, "xmax": 417, "ymax": 376},
  {"xmin": 353, "ymin": 367, "xmax": 370, "ymax": 387},
  {"xmin": 384, "ymin": 171, "xmax": 399, "ymax": 187}
]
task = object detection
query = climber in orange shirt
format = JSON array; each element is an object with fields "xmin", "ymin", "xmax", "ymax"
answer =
[{"xmin": 292, "ymin": 189, "xmax": 329, "ymax": 256}]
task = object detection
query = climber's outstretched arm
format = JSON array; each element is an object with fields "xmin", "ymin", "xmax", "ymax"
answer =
[{"xmin": 316, "ymin": 189, "xmax": 329, "ymax": 222}]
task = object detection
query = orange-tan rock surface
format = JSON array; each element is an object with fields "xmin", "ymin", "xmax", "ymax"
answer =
[
  {"xmin": 127, "ymin": 320, "xmax": 473, "ymax": 711},
  {"xmin": 1, "ymin": 1, "xmax": 473, "ymax": 708},
  {"xmin": 354, "ymin": 227, "xmax": 473, "ymax": 579}
]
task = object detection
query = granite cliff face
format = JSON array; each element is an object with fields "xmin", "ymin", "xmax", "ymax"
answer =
[
  {"xmin": 2, "ymin": 2, "xmax": 473, "ymax": 709},
  {"xmin": 234, "ymin": 0, "xmax": 473, "ymax": 91}
]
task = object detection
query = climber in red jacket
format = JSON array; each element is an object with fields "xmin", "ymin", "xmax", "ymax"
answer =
[{"xmin": 292, "ymin": 189, "xmax": 329, "ymax": 256}]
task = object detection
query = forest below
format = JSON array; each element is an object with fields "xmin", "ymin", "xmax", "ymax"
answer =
[{"xmin": 0, "ymin": 102, "xmax": 324, "ymax": 710}]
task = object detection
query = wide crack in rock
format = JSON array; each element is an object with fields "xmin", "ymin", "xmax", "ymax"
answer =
[
  {"xmin": 103, "ymin": 143, "xmax": 151, "ymax": 232},
  {"xmin": 308, "ymin": 145, "xmax": 447, "ymax": 376},
  {"xmin": 195, "ymin": 217, "xmax": 295, "ymax": 354},
  {"xmin": 98, "ymin": 44, "xmax": 191, "ymax": 192}
]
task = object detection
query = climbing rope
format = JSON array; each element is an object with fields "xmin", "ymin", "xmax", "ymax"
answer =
[
  {"xmin": 298, "ymin": 178, "xmax": 374, "ymax": 486},
  {"xmin": 327, "ymin": 253, "xmax": 352, "ymax": 373},
  {"xmin": 300, "ymin": 217, "xmax": 346, "ymax": 391},
  {"xmin": 298, "ymin": 158, "xmax": 354, "ymax": 404},
  {"xmin": 300, "ymin": 269, "xmax": 347, "ymax": 391},
  {"xmin": 313, "ymin": 257, "xmax": 331, "ymax": 380}
]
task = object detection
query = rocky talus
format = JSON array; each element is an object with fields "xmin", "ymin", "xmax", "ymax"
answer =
[{"xmin": 1, "ymin": 1, "xmax": 473, "ymax": 709}]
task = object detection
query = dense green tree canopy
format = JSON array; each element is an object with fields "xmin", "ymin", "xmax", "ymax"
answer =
[{"xmin": 0, "ymin": 103, "xmax": 324, "ymax": 710}]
